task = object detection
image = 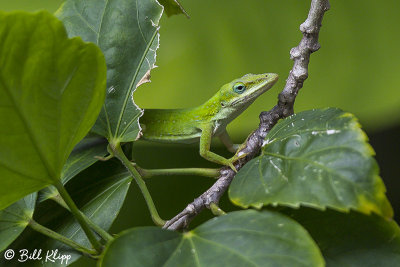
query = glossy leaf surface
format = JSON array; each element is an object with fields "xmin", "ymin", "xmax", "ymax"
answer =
[
  {"xmin": 230, "ymin": 108, "xmax": 393, "ymax": 218},
  {"xmin": 100, "ymin": 210, "xmax": 324, "ymax": 267}
]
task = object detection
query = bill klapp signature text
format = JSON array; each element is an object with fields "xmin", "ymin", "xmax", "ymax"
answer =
[{"xmin": 4, "ymin": 248, "xmax": 71, "ymax": 265}]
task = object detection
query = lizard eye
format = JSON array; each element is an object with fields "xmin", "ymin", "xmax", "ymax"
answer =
[{"xmin": 233, "ymin": 83, "xmax": 246, "ymax": 94}]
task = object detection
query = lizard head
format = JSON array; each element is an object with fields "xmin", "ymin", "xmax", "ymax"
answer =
[{"xmin": 219, "ymin": 73, "xmax": 279, "ymax": 108}]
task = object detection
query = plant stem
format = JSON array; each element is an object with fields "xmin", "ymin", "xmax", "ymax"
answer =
[
  {"xmin": 111, "ymin": 143, "xmax": 165, "ymax": 226},
  {"xmin": 49, "ymin": 194, "xmax": 114, "ymax": 243},
  {"xmin": 79, "ymin": 211, "xmax": 114, "ymax": 242},
  {"xmin": 51, "ymin": 192, "xmax": 69, "ymax": 209},
  {"xmin": 28, "ymin": 219, "xmax": 97, "ymax": 256},
  {"xmin": 137, "ymin": 166, "xmax": 220, "ymax": 179},
  {"xmin": 209, "ymin": 202, "xmax": 226, "ymax": 216},
  {"xmin": 54, "ymin": 181, "xmax": 103, "ymax": 252}
]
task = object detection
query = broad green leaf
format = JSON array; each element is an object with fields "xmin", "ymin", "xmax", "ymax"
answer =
[
  {"xmin": 229, "ymin": 108, "xmax": 393, "ymax": 218},
  {"xmin": 286, "ymin": 208, "xmax": 400, "ymax": 266},
  {"xmin": 4, "ymin": 160, "xmax": 131, "ymax": 266},
  {"xmin": 57, "ymin": 0, "xmax": 163, "ymax": 142},
  {"xmin": 0, "ymin": 11, "xmax": 106, "ymax": 210},
  {"xmin": 158, "ymin": 0, "xmax": 189, "ymax": 18},
  {"xmin": 0, "ymin": 193, "xmax": 37, "ymax": 252},
  {"xmin": 100, "ymin": 210, "xmax": 324, "ymax": 267}
]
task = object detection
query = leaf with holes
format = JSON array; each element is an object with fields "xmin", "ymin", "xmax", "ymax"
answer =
[
  {"xmin": 0, "ymin": 11, "xmax": 106, "ymax": 210},
  {"xmin": 158, "ymin": 0, "xmax": 188, "ymax": 18},
  {"xmin": 99, "ymin": 210, "xmax": 324, "ymax": 267},
  {"xmin": 229, "ymin": 108, "xmax": 393, "ymax": 218},
  {"xmin": 57, "ymin": 0, "xmax": 163, "ymax": 142}
]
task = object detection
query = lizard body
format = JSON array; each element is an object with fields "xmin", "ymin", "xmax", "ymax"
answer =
[{"xmin": 140, "ymin": 73, "xmax": 279, "ymax": 170}]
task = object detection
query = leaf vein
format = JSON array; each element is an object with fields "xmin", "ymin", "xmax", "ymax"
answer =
[
  {"xmin": 72, "ymin": 3, "xmax": 98, "ymax": 35},
  {"xmin": 191, "ymin": 234, "xmax": 259, "ymax": 267},
  {"xmin": 0, "ymin": 71, "xmax": 54, "ymax": 179}
]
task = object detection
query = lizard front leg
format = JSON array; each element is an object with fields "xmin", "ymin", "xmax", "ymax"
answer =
[{"xmin": 199, "ymin": 124, "xmax": 238, "ymax": 172}]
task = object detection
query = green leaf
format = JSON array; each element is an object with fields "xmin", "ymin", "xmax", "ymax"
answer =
[
  {"xmin": 60, "ymin": 135, "xmax": 108, "ymax": 184},
  {"xmin": 0, "ymin": 11, "xmax": 106, "ymax": 210},
  {"xmin": 0, "ymin": 193, "xmax": 37, "ymax": 252},
  {"xmin": 100, "ymin": 210, "xmax": 324, "ymax": 267},
  {"xmin": 5, "ymin": 160, "xmax": 131, "ymax": 266},
  {"xmin": 229, "ymin": 108, "xmax": 393, "ymax": 218},
  {"xmin": 40, "ymin": 135, "xmax": 108, "ymax": 202},
  {"xmin": 286, "ymin": 208, "xmax": 400, "ymax": 266},
  {"xmin": 57, "ymin": 0, "xmax": 163, "ymax": 142},
  {"xmin": 158, "ymin": 0, "xmax": 189, "ymax": 18}
]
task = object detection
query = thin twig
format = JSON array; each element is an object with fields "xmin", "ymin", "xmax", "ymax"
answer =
[{"xmin": 164, "ymin": 0, "xmax": 331, "ymax": 230}]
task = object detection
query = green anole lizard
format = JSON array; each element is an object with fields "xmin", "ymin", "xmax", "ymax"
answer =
[{"xmin": 139, "ymin": 73, "xmax": 278, "ymax": 171}]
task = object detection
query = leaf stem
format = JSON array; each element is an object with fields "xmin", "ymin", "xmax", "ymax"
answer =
[
  {"xmin": 79, "ymin": 211, "xmax": 114, "ymax": 242},
  {"xmin": 28, "ymin": 219, "xmax": 97, "ymax": 256},
  {"xmin": 136, "ymin": 166, "xmax": 220, "ymax": 179},
  {"xmin": 210, "ymin": 202, "xmax": 226, "ymax": 216},
  {"xmin": 111, "ymin": 142, "xmax": 165, "ymax": 226},
  {"xmin": 54, "ymin": 181, "xmax": 103, "ymax": 252},
  {"xmin": 50, "ymin": 193, "xmax": 114, "ymax": 243}
]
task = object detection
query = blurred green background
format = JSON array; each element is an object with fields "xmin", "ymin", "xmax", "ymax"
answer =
[{"xmin": 1, "ymin": 0, "xmax": 399, "ymax": 266}]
